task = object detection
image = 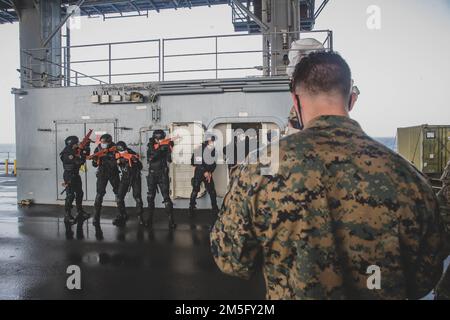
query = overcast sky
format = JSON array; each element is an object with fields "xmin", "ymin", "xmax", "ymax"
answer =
[{"xmin": 0, "ymin": 0, "xmax": 449, "ymax": 144}]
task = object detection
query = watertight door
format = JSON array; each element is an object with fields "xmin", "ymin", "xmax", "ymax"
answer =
[
  {"xmin": 55, "ymin": 122, "xmax": 87, "ymax": 201},
  {"xmin": 169, "ymin": 122, "xmax": 205, "ymax": 199}
]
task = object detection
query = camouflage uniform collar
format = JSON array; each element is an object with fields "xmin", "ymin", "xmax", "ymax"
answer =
[{"xmin": 304, "ymin": 115, "xmax": 362, "ymax": 132}]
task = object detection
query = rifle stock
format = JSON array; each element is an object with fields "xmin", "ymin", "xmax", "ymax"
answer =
[
  {"xmin": 115, "ymin": 152, "xmax": 140, "ymax": 167},
  {"xmin": 154, "ymin": 135, "xmax": 181, "ymax": 150},
  {"xmin": 87, "ymin": 146, "xmax": 117, "ymax": 160}
]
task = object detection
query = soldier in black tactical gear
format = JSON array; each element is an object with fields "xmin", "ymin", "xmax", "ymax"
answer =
[
  {"xmin": 189, "ymin": 134, "xmax": 219, "ymax": 217},
  {"xmin": 60, "ymin": 136, "xmax": 91, "ymax": 227},
  {"xmin": 113, "ymin": 141, "xmax": 145, "ymax": 227},
  {"xmin": 91, "ymin": 133, "xmax": 120, "ymax": 231},
  {"xmin": 147, "ymin": 129, "xmax": 176, "ymax": 229}
]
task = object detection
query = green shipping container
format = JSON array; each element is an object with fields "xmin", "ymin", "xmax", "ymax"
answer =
[{"xmin": 397, "ymin": 125, "xmax": 450, "ymax": 178}]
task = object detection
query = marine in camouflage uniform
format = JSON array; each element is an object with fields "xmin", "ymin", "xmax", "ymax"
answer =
[
  {"xmin": 210, "ymin": 52, "xmax": 447, "ymax": 300},
  {"xmin": 437, "ymin": 160, "xmax": 450, "ymax": 209},
  {"xmin": 211, "ymin": 116, "xmax": 446, "ymax": 299},
  {"xmin": 435, "ymin": 160, "xmax": 450, "ymax": 300}
]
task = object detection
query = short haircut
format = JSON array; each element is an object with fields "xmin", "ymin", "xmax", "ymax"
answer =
[{"xmin": 292, "ymin": 51, "xmax": 352, "ymax": 99}]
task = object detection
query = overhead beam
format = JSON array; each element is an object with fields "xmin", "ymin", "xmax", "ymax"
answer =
[
  {"xmin": 231, "ymin": 0, "xmax": 268, "ymax": 31},
  {"xmin": 0, "ymin": 13, "xmax": 11, "ymax": 23},
  {"xmin": 147, "ymin": 0, "xmax": 159, "ymax": 13},
  {"xmin": 1, "ymin": 8, "xmax": 15, "ymax": 19},
  {"xmin": 111, "ymin": 3, "xmax": 123, "ymax": 15},
  {"xmin": 90, "ymin": 5, "xmax": 106, "ymax": 19},
  {"xmin": 314, "ymin": 0, "xmax": 330, "ymax": 19},
  {"xmin": 0, "ymin": 0, "xmax": 13, "ymax": 7},
  {"xmin": 128, "ymin": 1, "xmax": 140, "ymax": 14},
  {"xmin": 77, "ymin": 6, "xmax": 88, "ymax": 17}
]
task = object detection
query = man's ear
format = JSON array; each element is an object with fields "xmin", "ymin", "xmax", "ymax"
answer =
[
  {"xmin": 348, "ymin": 92, "xmax": 358, "ymax": 112},
  {"xmin": 291, "ymin": 92, "xmax": 298, "ymax": 106}
]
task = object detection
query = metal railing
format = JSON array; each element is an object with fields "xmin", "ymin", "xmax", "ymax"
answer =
[
  {"xmin": 0, "ymin": 152, "xmax": 16, "ymax": 176},
  {"xmin": 21, "ymin": 30, "xmax": 333, "ymax": 87}
]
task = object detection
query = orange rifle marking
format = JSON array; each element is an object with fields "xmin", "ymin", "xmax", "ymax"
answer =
[{"xmin": 115, "ymin": 152, "xmax": 140, "ymax": 167}]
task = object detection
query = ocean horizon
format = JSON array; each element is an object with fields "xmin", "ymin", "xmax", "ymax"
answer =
[{"xmin": 0, "ymin": 144, "xmax": 16, "ymax": 160}]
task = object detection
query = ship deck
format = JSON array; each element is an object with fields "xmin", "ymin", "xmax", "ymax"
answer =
[
  {"xmin": 0, "ymin": 175, "xmax": 448, "ymax": 300},
  {"xmin": 0, "ymin": 175, "xmax": 265, "ymax": 299}
]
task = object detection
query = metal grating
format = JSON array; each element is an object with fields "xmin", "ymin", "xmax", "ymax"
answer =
[{"xmin": 0, "ymin": 0, "xmax": 231, "ymax": 24}]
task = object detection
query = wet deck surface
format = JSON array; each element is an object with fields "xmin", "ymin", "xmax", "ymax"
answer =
[
  {"xmin": 0, "ymin": 176, "xmax": 265, "ymax": 299},
  {"xmin": 1, "ymin": 175, "xmax": 448, "ymax": 300}
]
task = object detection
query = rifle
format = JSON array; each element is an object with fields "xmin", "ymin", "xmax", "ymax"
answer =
[
  {"xmin": 75, "ymin": 129, "xmax": 94, "ymax": 157},
  {"xmin": 87, "ymin": 146, "xmax": 117, "ymax": 161},
  {"xmin": 60, "ymin": 182, "xmax": 69, "ymax": 195},
  {"xmin": 154, "ymin": 135, "xmax": 181, "ymax": 150},
  {"xmin": 115, "ymin": 151, "xmax": 140, "ymax": 167}
]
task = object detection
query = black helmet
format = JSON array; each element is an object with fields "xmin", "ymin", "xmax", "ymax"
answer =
[
  {"xmin": 205, "ymin": 133, "xmax": 216, "ymax": 142},
  {"xmin": 65, "ymin": 136, "xmax": 79, "ymax": 147},
  {"xmin": 100, "ymin": 133, "xmax": 113, "ymax": 143},
  {"xmin": 152, "ymin": 130, "xmax": 166, "ymax": 140},
  {"xmin": 116, "ymin": 141, "xmax": 127, "ymax": 152}
]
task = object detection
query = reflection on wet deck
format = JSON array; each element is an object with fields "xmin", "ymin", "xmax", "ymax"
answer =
[
  {"xmin": 0, "ymin": 176, "xmax": 265, "ymax": 299},
  {"xmin": 0, "ymin": 176, "xmax": 448, "ymax": 300}
]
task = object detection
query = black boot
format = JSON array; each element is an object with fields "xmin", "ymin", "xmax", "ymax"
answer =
[
  {"xmin": 188, "ymin": 206, "xmax": 195, "ymax": 219},
  {"xmin": 64, "ymin": 210, "xmax": 76, "ymax": 226},
  {"xmin": 137, "ymin": 212, "xmax": 146, "ymax": 227},
  {"xmin": 113, "ymin": 204, "xmax": 127, "ymax": 227},
  {"xmin": 112, "ymin": 214, "xmax": 127, "ymax": 227},
  {"xmin": 146, "ymin": 209, "xmax": 154, "ymax": 229},
  {"xmin": 76, "ymin": 223, "xmax": 84, "ymax": 240},
  {"xmin": 76, "ymin": 206, "xmax": 90, "ymax": 223},
  {"xmin": 166, "ymin": 201, "xmax": 176, "ymax": 229},
  {"xmin": 189, "ymin": 193, "xmax": 197, "ymax": 219},
  {"xmin": 168, "ymin": 213, "xmax": 176, "ymax": 229},
  {"xmin": 93, "ymin": 206, "xmax": 101, "ymax": 228},
  {"xmin": 95, "ymin": 225, "xmax": 103, "ymax": 240},
  {"xmin": 136, "ymin": 199, "xmax": 145, "ymax": 226},
  {"xmin": 65, "ymin": 226, "xmax": 74, "ymax": 239}
]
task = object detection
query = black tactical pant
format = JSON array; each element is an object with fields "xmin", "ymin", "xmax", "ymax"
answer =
[
  {"xmin": 63, "ymin": 171, "xmax": 83, "ymax": 213},
  {"xmin": 117, "ymin": 173, "xmax": 143, "ymax": 216},
  {"xmin": 189, "ymin": 167, "xmax": 218, "ymax": 210},
  {"xmin": 94, "ymin": 168, "xmax": 120, "ymax": 218},
  {"xmin": 147, "ymin": 167, "xmax": 173, "ymax": 213}
]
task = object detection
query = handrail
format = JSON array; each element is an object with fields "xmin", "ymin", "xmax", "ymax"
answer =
[{"xmin": 20, "ymin": 30, "xmax": 333, "ymax": 87}]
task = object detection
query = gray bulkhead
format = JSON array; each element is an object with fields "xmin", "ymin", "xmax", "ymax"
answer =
[{"xmin": 15, "ymin": 78, "xmax": 292, "ymax": 209}]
